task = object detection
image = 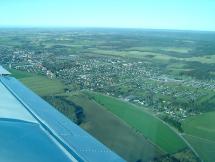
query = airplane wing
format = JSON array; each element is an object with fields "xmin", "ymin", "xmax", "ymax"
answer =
[{"xmin": 0, "ymin": 66, "xmax": 125, "ymax": 162}]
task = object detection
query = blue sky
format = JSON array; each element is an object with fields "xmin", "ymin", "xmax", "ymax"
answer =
[{"xmin": 0, "ymin": 0, "xmax": 215, "ymax": 31}]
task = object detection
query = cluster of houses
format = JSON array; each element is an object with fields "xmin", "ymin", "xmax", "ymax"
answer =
[{"xmin": 1, "ymin": 48, "xmax": 214, "ymax": 123}]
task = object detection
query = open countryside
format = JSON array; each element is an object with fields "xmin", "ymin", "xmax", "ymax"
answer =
[
  {"xmin": 86, "ymin": 91, "xmax": 187, "ymax": 153},
  {"xmin": 182, "ymin": 112, "xmax": 215, "ymax": 162},
  {"xmin": 1, "ymin": 29, "xmax": 215, "ymax": 162}
]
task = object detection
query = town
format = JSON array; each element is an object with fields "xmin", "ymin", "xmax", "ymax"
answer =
[{"xmin": 1, "ymin": 44, "xmax": 215, "ymax": 132}]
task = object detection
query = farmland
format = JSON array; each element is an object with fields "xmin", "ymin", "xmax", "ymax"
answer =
[
  {"xmin": 1, "ymin": 28, "xmax": 215, "ymax": 161},
  {"xmin": 68, "ymin": 93, "xmax": 164, "ymax": 162},
  {"xmin": 182, "ymin": 112, "xmax": 215, "ymax": 162},
  {"xmin": 9, "ymin": 69, "xmax": 65, "ymax": 96},
  {"xmin": 85, "ymin": 91, "xmax": 187, "ymax": 153}
]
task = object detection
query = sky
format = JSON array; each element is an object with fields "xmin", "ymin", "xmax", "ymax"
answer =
[{"xmin": 0, "ymin": 0, "xmax": 215, "ymax": 31}]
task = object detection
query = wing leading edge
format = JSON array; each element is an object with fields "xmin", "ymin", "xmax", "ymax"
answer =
[{"xmin": 0, "ymin": 74, "xmax": 125, "ymax": 162}]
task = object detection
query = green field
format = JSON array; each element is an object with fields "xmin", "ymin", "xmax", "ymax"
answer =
[
  {"xmin": 90, "ymin": 48, "xmax": 174, "ymax": 61},
  {"xmin": 182, "ymin": 112, "xmax": 215, "ymax": 162},
  {"xmin": 68, "ymin": 93, "xmax": 164, "ymax": 162},
  {"xmin": 86, "ymin": 91, "xmax": 187, "ymax": 153},
  {"xmin": 10, "ymin": 69, "xmax": 65, "ymax": 96},
  {"xmin": 91, "ymin": 48, "xmax": 215, "ymax": 65},
  {"xmin": 9, "ymin": 69, "xmax": 35, "ymax": 79}
]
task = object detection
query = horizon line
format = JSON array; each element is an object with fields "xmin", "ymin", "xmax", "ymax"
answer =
[{"xmin": 0, "ymin": 25, "xmax": 215, "ymax": 33}]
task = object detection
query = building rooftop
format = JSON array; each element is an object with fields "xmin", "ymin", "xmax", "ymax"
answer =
[{"xmin": 0, "ymin": 75, "xmax": 124, "ymax": 162}]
